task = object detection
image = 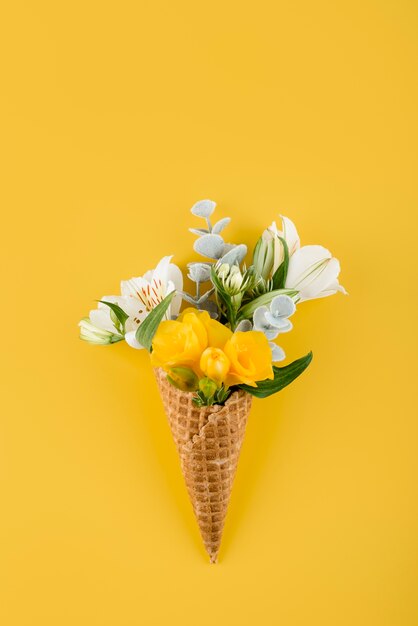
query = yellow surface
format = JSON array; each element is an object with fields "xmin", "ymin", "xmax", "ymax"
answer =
[{"xmin": 1, "ymin": 1, "xmax": 417, "ymax": 624}]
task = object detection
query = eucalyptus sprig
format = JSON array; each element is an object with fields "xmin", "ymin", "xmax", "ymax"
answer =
[{"xmin": 184, "ymin": 200, "xmax": 247, "ymax": 318}]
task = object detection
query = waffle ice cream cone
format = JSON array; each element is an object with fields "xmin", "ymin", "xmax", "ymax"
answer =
[{"xmin": 154, "ymin": 368, "xmax": 252, "ymax": 562}]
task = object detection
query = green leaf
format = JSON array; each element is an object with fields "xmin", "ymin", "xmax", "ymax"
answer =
[
  {"xmin": 215, "ymin": 385, "xmax": 231, "ymax": 405},
  {"xmin": 99, "ymin": 300, "xmax": 129, "ymax": 334},
  {"xmin": 238, "ymin": 351, "xmax": 313, "ymax": 398},
  {"xmin": 272, "ymin": 236, "xmax": 289, "ymax": 289},
  {"xmin": 237, "ymin": 288, "xmax": 299, "ymax": 320},
  {"xmin": 135, "ymin": 291, "xmax": 175, "ymax": 352}
]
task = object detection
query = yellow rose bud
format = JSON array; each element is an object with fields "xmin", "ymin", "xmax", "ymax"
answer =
[
  {"xmin": 200, "ymin": 347, "xmax": 230, "ymax": 384},
  {"xmin": 224, "ymin": 331, "xmax": 274, "ymax": 387}
]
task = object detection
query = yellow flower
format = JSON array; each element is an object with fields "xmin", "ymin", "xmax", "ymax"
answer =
[
  {"xmin": 151, "ymin": 308, "xmax": 272, "ymax": 388},
  {"xmin": 224, "ymin": 331, "xmax": 274, "ymax": 387},
  {"xmin": 178, "ymin": 308, "xmax": 232, "ymax": 349},
  {"xmin": 178, "ymin": 309, "xmax": 208, "ymax": 349},
  {"xmin": 151, "ymin": 320, "xmax": 207, "ymax": 373},
  {"xmin": 200, "ymin": 347, "xmax": 231, "ymax": 385}
]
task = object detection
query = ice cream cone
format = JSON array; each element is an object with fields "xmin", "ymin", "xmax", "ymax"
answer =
[{"xmin": 154, "ymin": 367, "xmax": 252, "ymax": 562}]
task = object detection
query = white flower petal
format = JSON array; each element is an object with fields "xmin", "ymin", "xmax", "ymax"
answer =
[
  {"xmin": 299, "ymin": 257, "xmax": 341, "ymax": 301},
  {"xmin": 97, "ymin": 295, "xmax": 119, "ymax": 309},
  {"xmin": 167, "ymin": 262, "xmax": 183, "ymax": 291},
  {"xmin": 270, "ymin": 221, "xmax": 279, "ymax": 234},
  {"xmin": 285, "ymin": 245, "xmax": 332, "ymax": 288},
  {"xmin": 90, "ymin": 308, "xmax": 117, "ymax": 334},
  {"xmin": 124, "ymin": 330, "xmax": 144, "ymax": 350},
  {"xmin": 142, "ymin": 269, "xmax": 154, "ymax": 282},
  {"xmin": 79, "ymin": 318, "xmax": 115, "ymax": 344},
  {"xmin": 120, "ymin": 276, "xmax": 147, "ymax": 297},
  {"xmin": 166, "ymin": 262, "xmax": 183, "ymax": 317},
  {"xmin": 117, "ymin": 296, "xmax": 146, "ymax": 319},
  {"xmin": 300, "ymin": 279, "xmax": 347, "ymax": 301},
  {"xmin": 281, "ymin": 215, "xmax": 300, "ymax": 256},
  {"xmin": 152, "ymin": 255, "xmax": 173, "ymax": 290}
]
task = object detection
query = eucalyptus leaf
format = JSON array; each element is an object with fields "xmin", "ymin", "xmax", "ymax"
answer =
[
  {"xmin": 99, "ymin": 300, "xmax": 129, "ymax": 334},
  {"xmin": 135, "ymin": 291, "xmax": 175, "ymax": 351},
  {"xmin": 220, "ymin": 243, "xmax": 235, "ymax": 255},
  {"xmin": 189, "ymin": 228, "xmax": 209, "ymax": 236},
  {"xmin": 194, "ymin": 234, "xmax": 225, "ymax": 260},
  {"xmin": 211, "ymin": 217, "xmax": 231, "ymax": 234},
  {"xmin": 219, "ymin": 244, "xmax": 247, "ymax": 265},
  {"xmin": 198, "ymin": 299, "xmax": 219, "ymax": 318},
  {"xmin": 187, "ymin": 262, "xmax": 212, "ymax": 283},
  {"xmin": 235, "ymin": 319, "xmax": 252, "ymax": 332},
  {"xmin": 197, "ymin": 287, "xmax": 215, "ymax": 304},
  {"xmin": 191, "ymin": 199, "xmax": 216, "ymax": 218},
  {"xmin": 178, "ymin": 291, "xmax": 197, "ymax": 305},
  {"xmin": 238, "ymin": 352, "xmax": 313, "ymax": 398}
]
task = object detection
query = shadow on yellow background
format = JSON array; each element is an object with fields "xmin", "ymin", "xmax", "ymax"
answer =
[{"xmin": 1, "ymin": 1, "xmax": 417, "ymax": 625}]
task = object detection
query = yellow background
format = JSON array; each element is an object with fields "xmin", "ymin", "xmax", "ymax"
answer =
[{"xmin": 1, "ymin": 1, "xmax": 417, "ymax": 624}]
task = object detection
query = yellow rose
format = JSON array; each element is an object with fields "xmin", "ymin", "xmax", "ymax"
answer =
[
  {"xmin": 178, "ymin": 308, "xmax": 232, "ymax": 348},
  {"xmin": 178, "ymin": 309, "xmax": 209, "ymax": 349},
  {"xmin": 200, "ymin": 347, "xmax": 230, "ymax": 385},
  {"xmin": 224, "ymin": 331, "xmax": 274, "ymax": 387},
  {"xmin": 151, "ymin": 320, "xmax": 207, "ymax": 373}
]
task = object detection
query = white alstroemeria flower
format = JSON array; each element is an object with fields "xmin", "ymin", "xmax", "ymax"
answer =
[
  {"xmin": 120, "ymin": 255, "xmax": 183, "ymax": 348},
  {"xmin": 79, "ymin": 256, "xmax": 183, "ymax": 349},
  {"xmin": 265, "ymin": 215, "xmax": 300, "ymax": 270},
  {"xmin": 285, "ymin": 245, "xmax": 347, "ymax": 302},
  {"xmin": 81, "ymin": 295, "xmax": 149, "ymax": 346},
  {"xmin": 90, "ymin": 296, "xmax": 144, "ymax": 333},
  {"xmin": 253, "ymin": 294, "xmax": 295, "ymax": 339},
  {"xmin": 257, "ymin": 215, "xmax": 346, "ymax": 302},
  {"xmin": 254, "ymin": 216, "xmax": 300, "ymax": 280},
  {"xmin": 79, "ymin": 317, "xmax": 123, "ymax": 345}
]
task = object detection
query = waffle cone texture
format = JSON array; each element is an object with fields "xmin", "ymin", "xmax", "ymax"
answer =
[{"xmin": 155, "ymin": 368, "xmax": 252, "ymax": 563}]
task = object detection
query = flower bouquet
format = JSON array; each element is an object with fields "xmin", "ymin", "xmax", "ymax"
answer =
[{"xmin": 79, "ymin": 200, "xmax": 345, "ymax": 562}]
